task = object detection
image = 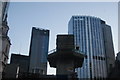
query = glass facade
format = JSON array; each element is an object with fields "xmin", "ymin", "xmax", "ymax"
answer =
[
  {"xmin": 29, "ymin": 27, "xmax": 49, "ymax": 75},
  {"xmin": 68, "ymin": 16, "xmax": 108, "ymax": 79}
]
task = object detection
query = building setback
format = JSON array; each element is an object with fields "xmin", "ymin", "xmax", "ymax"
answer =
[
  {"xmin": 0, "ymin": 1, "xmax": 11, "ymax": 80},
  {"xmin": 68, "ymin": 16, "xmax": 115, "ymax": 79},
  {"xmin": 29, "ymin": 27, "xmax": 49, "ymax": 75}
]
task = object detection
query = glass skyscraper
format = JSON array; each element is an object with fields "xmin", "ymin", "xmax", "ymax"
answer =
[
  {"xmin": 29, "ymin": 27, "xmax": 49, "ymax": 75},
  {"xmin": 68, "ymin": 16, "xmax": 115, "ymax": 79}
]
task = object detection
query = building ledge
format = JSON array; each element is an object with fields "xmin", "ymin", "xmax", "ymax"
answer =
[{"xmin": 48, "ymin": 49, "xmax": 84, "ymax": 68}]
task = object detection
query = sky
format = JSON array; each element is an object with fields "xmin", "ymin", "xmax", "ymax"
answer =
[
  {"xmin": 8, "ymin": 2, "xmax": 118, "ymax": 75},
  {"xmin": 118, "ymin": 2, "xmax": 120, "ymax": 52}
]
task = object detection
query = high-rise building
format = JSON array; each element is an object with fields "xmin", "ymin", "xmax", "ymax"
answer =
[
  {"xmin": 0, "ymin": 1, "xmax": 11, "ymax": 79},
  {"xmin": 68, "ymin": 16, "xmax": 115, "ymax": 79},
  {"xmin": 29, "ymin": 27, "xmax": 49, "ymax": 75}
]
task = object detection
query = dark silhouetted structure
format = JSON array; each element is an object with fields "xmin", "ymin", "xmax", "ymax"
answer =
[
  {"xmin": 10, "ymin": 54, "xmax": 29, "ymax": 73},
  {"xmin": 108, "ymin": 52, "xmax": 120, "ymax": 79},
  {"xmin": 3, "ymin": 54, "xmax": 29, "ymax": 78},
  {"xmin": 48, "ymin": 35, "xmax": 84, "ymax": 79}
]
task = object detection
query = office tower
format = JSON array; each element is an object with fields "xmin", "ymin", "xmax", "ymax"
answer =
[
  {"xmin": 0, "ymin": 1, "xmax": 11, "ymax": 79},
  {"xmin": 3, "ymin": 54, "xmax": 29, "ymax": 78},
  {"xmin": 68, "ymin": 16, "xmax": 115, "ymax": 79},
  {"xmin": 29, "ymin": 27, "xmax": 49, "ymax": 75}
]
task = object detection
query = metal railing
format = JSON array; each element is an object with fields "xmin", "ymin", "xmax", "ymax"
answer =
[{"xmin": 48, "ymin": 48, "xmax": 85, "ymax": 55}]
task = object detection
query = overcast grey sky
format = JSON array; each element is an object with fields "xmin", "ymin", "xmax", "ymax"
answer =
[{"xmin": 8, "ymin": 2, "xmax": 118, "ymax": 75}]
